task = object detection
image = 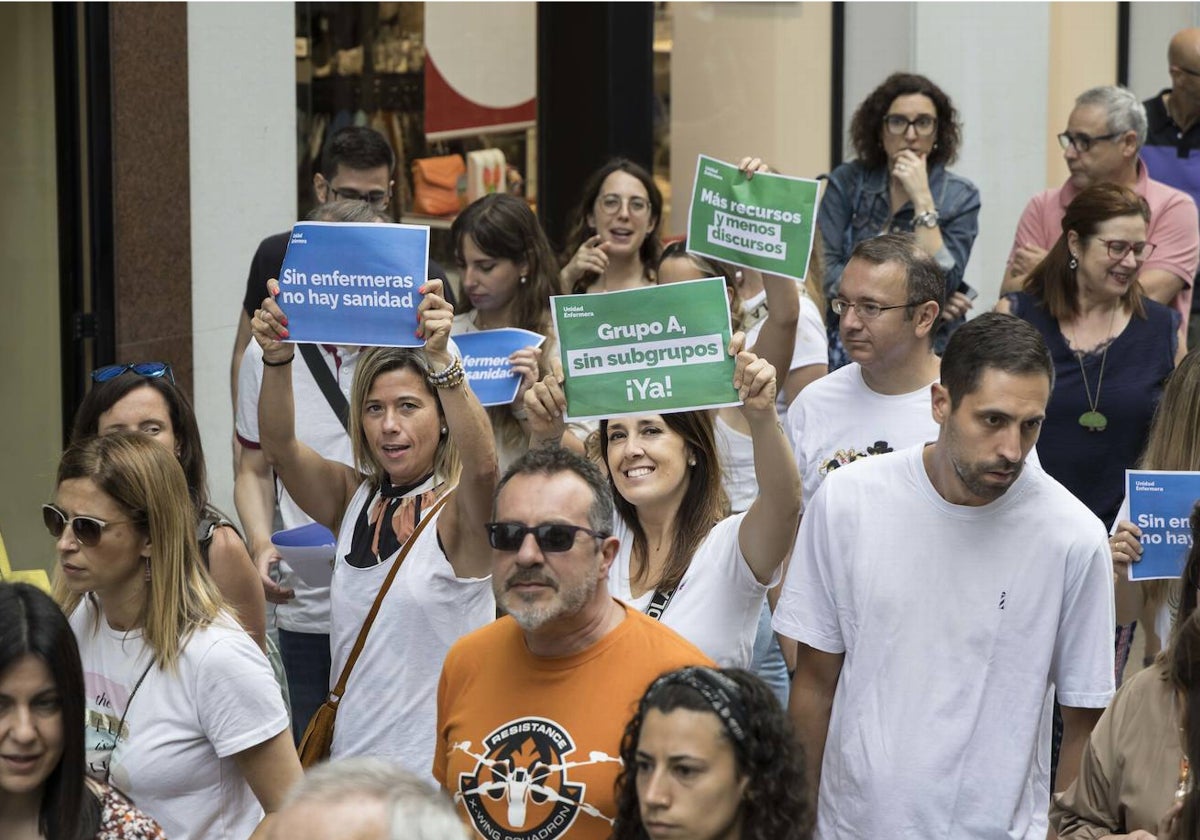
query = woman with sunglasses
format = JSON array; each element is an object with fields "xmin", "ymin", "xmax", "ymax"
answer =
[
  {"xmin": 560, "ymin": 159, "xmax": 662, "ymax": 295},
  {"xmin": 611, "ymin": 667, "xmax": 811, "ymax": 840},
  {"xmin": 250, "ymin": 277, "xmax": 496, "ymax": 777},
  {"xmin": 820, "ymin": 72, "xmax": 980, "ymax": 367},
  {"xmin": 523, "ymin": 335, "xmax": 800, "ymax": 669},
  {"xmin": 47, "ymin": 432, "xmax": 300, "ymax": 839},
  {"xmin": 0, "ymin": 582, "xmax": 165, "ymax": 840},
  {"xmin": 71, "ymin": 362, "xmax": 266, "ymax": 651}
]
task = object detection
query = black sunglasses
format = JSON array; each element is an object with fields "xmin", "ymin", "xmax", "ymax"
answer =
[
  {"xmin": 42, "ymin": 504, "xmax": 133, "ymax": 547},
  {"xmin": 486, "ymin": 522, "xmax": 609, "ymax": 553},
  {"xmin": 91, "ymin": 362, "xmax": 174, "ymax": 384}
]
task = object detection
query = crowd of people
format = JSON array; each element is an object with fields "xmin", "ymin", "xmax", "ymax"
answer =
[{"xmin": 8, "ymin": 28, "xmax": 1200, "ymax": 840}]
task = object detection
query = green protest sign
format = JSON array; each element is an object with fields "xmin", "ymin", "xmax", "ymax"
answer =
[
  {"xmin": 686, "ymin": 154, "xmax": 821, "ymax": 282},
  {"xmin": 551, "ymin": 278, "xmax": 738, "ymax": 421}
]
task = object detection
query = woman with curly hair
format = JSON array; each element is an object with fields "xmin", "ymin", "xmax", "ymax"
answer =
[
  {"xmin": 559, "ymin": 158, "xmax": 663, "ymax": 295},
  {"xmin": 612, "ymin": 666, "xmax": 811, "ymax": 840},
  {"xmin": 820, "ymin": 72, "xmax": 980, "ymax": 366}
]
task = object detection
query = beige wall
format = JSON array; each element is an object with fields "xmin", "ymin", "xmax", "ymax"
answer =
[
  {"xmin": 668, "ymin": 2, "xmax": 832, "ymax": 236},
  {"xmin": 1047, "ymin": 3, "xmax": 1118, "ymax": 186},
  {"xmin": 0, "ymin": 3, "xmax": 61, "ymax": 573}
]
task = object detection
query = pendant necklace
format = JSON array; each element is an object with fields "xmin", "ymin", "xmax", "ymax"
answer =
[{"xmin": 1069, "ymin": 307, "xmax": 1116, "ymax": 433}]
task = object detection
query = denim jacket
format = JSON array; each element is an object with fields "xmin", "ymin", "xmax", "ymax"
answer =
[{"xmin": 818, "ymin": 159, "xmax": 981, "ymax": 300}]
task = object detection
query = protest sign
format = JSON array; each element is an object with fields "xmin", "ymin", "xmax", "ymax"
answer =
[
  {"xmin": 686, "ymin": 154, "xmax": 821, "ymax": 282},
  {"xmin": 551, "ymin": 278, "xmax": 738, "ymax": 421},
  {"xmin": 1126, "ymin": 469, "xmax": 1200, "ymax": 581},
  {"xmin": 452, "ymin": 328, "xmax": 546, "ymax": 407},
  {"xmin": 277, "ymin": 222, "xmax": 430, "ymax": 347}
]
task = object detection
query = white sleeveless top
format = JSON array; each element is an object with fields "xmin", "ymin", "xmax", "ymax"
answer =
[{"xmin": 329, "ymin": 481, "xmax": 494, "ymax": 780}]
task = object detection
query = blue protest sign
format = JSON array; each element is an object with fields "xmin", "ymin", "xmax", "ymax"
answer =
[
  {"xmin": 1126, "ymin": 470, "xmax": 1200, "ymax": 581},
  {"xmin": 452, "ymin": 328, "xmax": 546, "ymax": 407},
  {"xmin": 277, "ymin": 222, "xmax": 430, "ymax": 347}
]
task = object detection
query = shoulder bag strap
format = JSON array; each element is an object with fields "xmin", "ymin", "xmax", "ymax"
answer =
[
  {"xmin": 326, "ymin": 492, "xmax": 451, "ymax": 705},
  {"xmin": 298, "ymin": 344, "xmax": 350, "ymax": 432},
  {"xmin": 644, "ymin": 587, "xmax": 678, "ymax": 621}
]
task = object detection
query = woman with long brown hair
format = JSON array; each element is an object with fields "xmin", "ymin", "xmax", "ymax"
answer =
[{"xmin": 523, "ymin": 336, "xmax": 800, "ymax": 668}]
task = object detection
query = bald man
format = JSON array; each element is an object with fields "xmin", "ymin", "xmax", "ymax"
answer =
[{"xmin": 1144, "ymin": 27, "xmax": 1200, "ymax": 349}]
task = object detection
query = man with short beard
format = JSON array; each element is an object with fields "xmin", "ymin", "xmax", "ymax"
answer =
[
  {"xmin": 433, "ymin": 447, "xmax": 709, "ymax": 840},
  {"xmin": 776, "ymin": 313, "xmax": 1115, "ymax": 840}
]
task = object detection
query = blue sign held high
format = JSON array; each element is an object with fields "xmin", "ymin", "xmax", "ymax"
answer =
[{"xmin": 277, "ymin": 222, "xmax": 430, "ymax": 347}]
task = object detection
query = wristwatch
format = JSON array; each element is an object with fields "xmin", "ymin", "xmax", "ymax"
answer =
[{"xmin": 913, "ymin": 209, "xmax": 940, "ymax": 229}]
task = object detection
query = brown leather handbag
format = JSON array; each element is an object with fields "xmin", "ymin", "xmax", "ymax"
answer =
[
  {"xmin": 297, "ymin": 494, "xmax": 450, "ymax": 767},
  {"xmin": 411, "ymin": 155, "xmax": 465, "ymax": 216}
]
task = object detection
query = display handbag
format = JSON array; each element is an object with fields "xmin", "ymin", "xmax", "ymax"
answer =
[
  {"xmin": 411, "ymin": 154, "xmax": 465, "ymax": 216},
  {"xmin": 297, "ymin": 493, "xmax": 450, "ymax": 767}
]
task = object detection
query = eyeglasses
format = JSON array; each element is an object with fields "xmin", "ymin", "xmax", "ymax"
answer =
[
  {"xmin": 486, "ymin": 522, "xmax": 609, "ymax": 553},
  {"xmin": 1096, "ymin": 238, "xmax": 1157, "ymax": 261},
  {"xmin": 329, "ymin": 186, "xmax": 389, "ymax": 209},
  {"xmin": 830, "ymin": 298, "xmax": 913, "ymax": 320},
  {"xmin": 884, "ymin": 114, "xmax": 938, "ymax": 136},
  {"xmin": 91, "ymin": 362, "xmax": 174, "ymax": 384},
  {"xmin": 42, "ymin": 504, "xmax": 133, "ymax": 547},
  {"xmin": 597, "ymin": 193, "xmax": 651, "ymax": 217},
  {"xmin": 1057, "ymin": 131, "xmax": 1121, "ymax": 153}
]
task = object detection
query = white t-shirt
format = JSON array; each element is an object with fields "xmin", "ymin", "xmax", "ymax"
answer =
[
  {"xmin": 71, "ymin": 598, "xmax": 288, "ymax": 840},
  {"xmin": 773, "ymin": 445, "xmax": 1115, "ymax": 840},
  {"xmin": 786, "ymin": 362, "xmax": 938, "ymax": 510},
  {"xmin": 744, "ymin": 288, "xmax": 828, "ymax": 418},
  {"xmin": 329, "ymin": 482, "xmax": 494, "ymax": 780},
  {"xmin": 236, "ymin": 341, "xmax": 358, "ymax": 633},
  {"xmin": 714, "ymin": 415, "xmax": 756, "ymax": 514},
  {"xmin": 608, "ymin": 511, "xmax": 772, "ymax": 667}
]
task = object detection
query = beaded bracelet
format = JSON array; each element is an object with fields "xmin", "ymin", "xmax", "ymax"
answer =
[{"xmin": 426, "ymin": 357, "xmax": 465, "ymax": 389}]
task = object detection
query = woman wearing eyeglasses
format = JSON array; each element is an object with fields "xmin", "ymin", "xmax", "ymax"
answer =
[
  {"xmin": 819, "ymin": 72, "xmax": 980, "ymax": 368},
  {"xmin": 998, "ymin": 183, "xmax": 1184, "ymax": 532},
  {"xmin": 47, "ymin": 432, "xmax": 301, "ymax": 839},
  {"xmin": 250, "ymin": 278, "xmax": 497, "ymax": 778},
  {"xmin": 560, "ymin": 159, "xmax": 663, "ymax": 295},
  {"xmin": 523, "ymin": 336, "xmax": 800, "ymax": 669},
  {"xmin": 71, "ymin": 362, "xmax": 266, "ymax": 652}
]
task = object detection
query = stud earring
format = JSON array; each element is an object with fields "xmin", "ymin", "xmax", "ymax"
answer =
[
  {"xmin": 687, "ymin": 456, "xmax": 697, "ymax": 467},
  {"xmin": 519, "ymin": 275, "xmax": 527, "ymax": 285},
  {"xmin": 1068, "ymin": 254, "xmax": 1078, "ymax": 270}
]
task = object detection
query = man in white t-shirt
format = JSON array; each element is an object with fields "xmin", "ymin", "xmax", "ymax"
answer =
[
  {"xmin": 786, "ymin": 233, "xmax": 944, "ymax": 509},
  {"xmin": 774, "ymin": 313, "xmax": 1114, "ymax": 840}
]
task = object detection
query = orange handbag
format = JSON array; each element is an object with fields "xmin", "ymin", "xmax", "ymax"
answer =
[{"xmin": 411, "ymin": 154, "xmax": 465, "ymax": 216}]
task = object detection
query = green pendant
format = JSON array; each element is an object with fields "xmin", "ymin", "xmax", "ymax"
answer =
[{"xmin": 1079, "ymin": 410, "xmax": 1108, "ymax": 432}]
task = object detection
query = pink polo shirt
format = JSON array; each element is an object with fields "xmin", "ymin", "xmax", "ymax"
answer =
[{"xmin": 1006, "ymin": 159, "xmax": 1197, "ymax": 330}]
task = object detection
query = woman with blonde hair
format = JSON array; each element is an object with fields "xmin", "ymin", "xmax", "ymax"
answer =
[
  {"xmin": 250, "ymin": 276, "xmax": 497, "ymax": 777},
  {"xmin": 48, "ymin": 431, "xmax": 299, "ymax": 839}
]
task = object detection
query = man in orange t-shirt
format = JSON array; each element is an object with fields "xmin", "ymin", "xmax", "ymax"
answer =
[{"xmin": 433, "ymin": 448, "xmax": 711, "ymax": 839}]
